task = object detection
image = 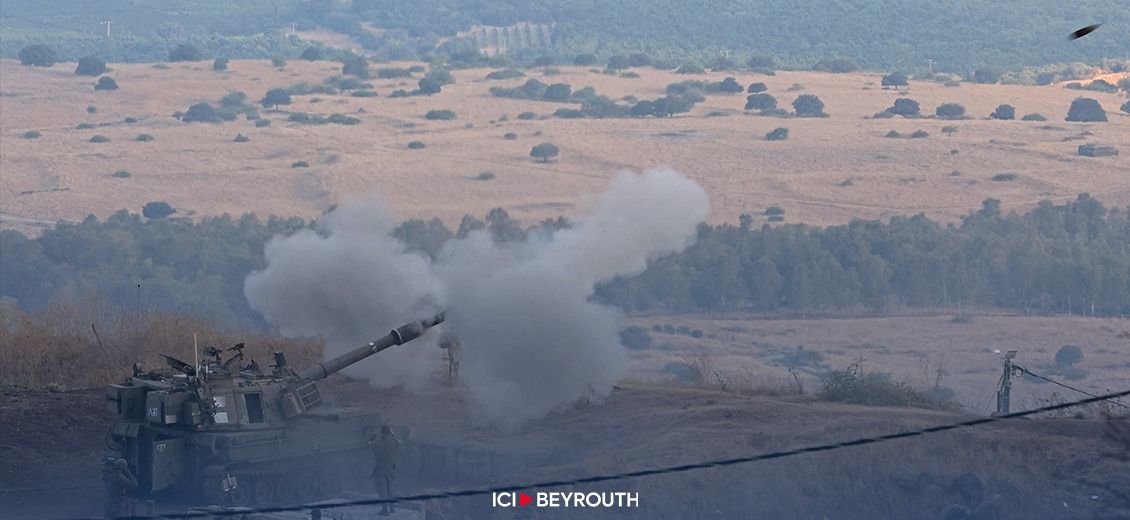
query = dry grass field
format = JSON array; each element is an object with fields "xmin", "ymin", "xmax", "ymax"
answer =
[{"xmin": 2, "ymin": 59, "xmax": 1128, "ymax": 235}]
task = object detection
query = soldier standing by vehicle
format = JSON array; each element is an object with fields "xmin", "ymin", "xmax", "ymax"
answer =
[
  {"xmin": 102, "ymin": 456, "xmax": 137, "ymax": 519},
  {"xmin": 438, "ymin": 333, "xmax": 462, "ymax": 383},
  {"xmin": 369, "ymin": 425, "xmax": 402, "ymax": 516}
]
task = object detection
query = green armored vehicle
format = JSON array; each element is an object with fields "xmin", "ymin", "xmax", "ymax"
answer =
[{"xmin": 105, "ymin": 313, "xmax": 445, "ymax": 506}]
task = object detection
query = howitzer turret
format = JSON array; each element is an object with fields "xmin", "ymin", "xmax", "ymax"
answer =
[{"xmin": 103, "ymin": 312, "xmax": 445, "ymax": 506}]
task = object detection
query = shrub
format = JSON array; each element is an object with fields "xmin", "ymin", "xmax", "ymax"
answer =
[
  {"xmin": 291, "ymin": 161, "xmax": 309, "ymax": 168},
  {"xmin": 122, "ymin": 117, "xmax": 137, "ymax": 124},
  {"xmin": 1122, "ymin": 101, "xmax": 1130, "ymax": 114},
  {"xmin": 517, "ymin": 111, "xmax": 537, "ymax": 120},
  {"xmin": 619, "ymin": 325, "xmax": 653, "ymax": 350},
  {"xmin": 87, "ymin": 105, "xmax": 97, "ymax": 114},
  {"xmin": 254, "ymin": 118, "xmax": 271, "ymax": 128},
  {"xmin": 376, "ymin": 67, "xmax": 412, "ymax": 79},
  {"xmin": 22, "ymin": 130, "xmax": 42, "ymax": 139},
  {"xmin": 1055, "ymin": 345, "xmax": 1084, "ymax": 367},
  {"xmin": 530, "ymin": 142, "xmax": 560, "ymax": 162},
  {"xmin": 888, "ymin": 98, "xmax": 920, "ymax": 117},
  {"xmin": 486, "ymin": 68, "xmax": 524, "ymax": 80},
  {"xmin": 18, "ymin": 44, "xmax": 57, "ymax": 67},
  {"xmin": 554, "ymin": 108, "xmax": 584, "ymax": 118},
  {"xmin": 747, "ymin": 55, "xmax": 776, "ymax": 70},
  {"xmin": 89, "ymin": 135, "xmax": 110, "ymax": 143},
  {"xmin": 765, "ymin": 127, "xmax": 789, "ymax": 141},
  {"xmin": 75, "ymin": 56, "xmax": 108, "ymax": 76},
  {"xmin": 992, "ymin": 172, "xmax": 1017, "ymax": 181},
  {"xmin": 260, "ymin": 89, "xmax": 292, "ymax": 108},
  {"xmin": 764, "ymin": 206, "xmax": 785, "ymax": 216},
  {"xmin": 881, "ymin": 71, "xmax": 909, "ymax": 88},
  {"xmin": 573, "ymin": 54, "xmax": 597, "ymax": 66},
  {"xmin": 233, "ymin": 133, "xmax": 250, "ymax": 142},
  {"xmin": 135, "ymin": 134, "xmax": 154, "ymax": 142},
  {"xmin": 910, "ymin": 129, "xmax": 929, "ymax": 138},
  {"xmin": 142, "ymin": 201, "xmax": 175, "ymax": 219},
  {"xmin": 942, "ymin": 125, "xmax": 958, "ymax": 136},
  {"xmin": 792, "ymin": 94, "xmax": 826, "ymax": 117},
  {"xmin": 503, "ymin": 132, "xmax": 518, "ymax": 140},
  {"xmin": 76, "ymin": 123, "xmax": 96, "ymax": 129},
  {"xmin": 990, "ymin": 104, "xmax": 1016, "ymax": 120},
  {"xmin": 818, "ymin": 365, "xmax": 954, "ymax": 409},
  {"xmin": 474, "ymin": 171, "xmax": 495, "ymax": 181},
  {"xmin": 935, "ymin": 103, "xmax": 966, "ymax": 119},
  {"xmin": 212, "ymin": 58, "xmax": 229, "ymax": 71},
  {"xmin": 812, "ymin": 58, "xmax": 857, "ymax": 73},
  {"xmin": 543, "ymin": 83, "xmax": 572, "ymax": 102},
  {"xmin": 943, "ymin": 80, "xmax": 961, "ymax": 87},
  {"xmin": 181, "ymin": 102, "xmax": 222, "ymax": 123},
  {"xmin": 972, "ymin": 67, "xmax": 1004, "ymax": 84},
  {"xmin": 271, "ymin": 56, "xmax": 287, "ymax": 68},
  {"xmin": 351, "ymin": 90, "xmax": 378, "ymax": 98},
  {"xmin": 389, "ymin": 90, "xmax": 409, "ymax": 98},
  {"xmin": 675, "ymin": 63, "xmax": 705, "ymax": 74},
  {"xmin": 885, "ymin": 130, "xmax": 902, "ymax": 138},
  {"xmin": 341, "ymin": 54, "xmax": 369, "ymax": 78},
  {"xmin": 745, "ymin": 93, "xmax": 777, "ymax": 111},
  {"xmin": 747, "ymin": 82, "xmax": 767, "ymax": 93},
  {"xmin": 1022, "ymin": 112, "xmax": 1047, "ymax": 121},
  {"xmin": 168, "ymin": 44, "xmax": 203, "ymax": 62},
  {"xmin": 112, "ymin": 170, "xmax": 131, "ymax": 178},
  {"xmin": 1065, "ymin": 97, "xmax": 1107, "ymax": 122},
  {"xmin": 706, "ymin": 77, "xmax": 744, "ymax": 94},
  {"xmin": 425, "ymin": 109, "xmax": 456, "ymax": 121},
  {"xmin": 407, "ymin": 140, "xmax": 426, "ymax": 149}
]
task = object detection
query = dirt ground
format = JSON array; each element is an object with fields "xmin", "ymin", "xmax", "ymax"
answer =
[{"xmin": 2, "ymin": 59, "xmax": 1129, "ymax": 236}]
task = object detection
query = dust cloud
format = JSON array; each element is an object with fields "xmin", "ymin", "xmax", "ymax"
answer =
[{"xmin": 245, "ymin": 168, "xmax": 709, "ymax": 424}]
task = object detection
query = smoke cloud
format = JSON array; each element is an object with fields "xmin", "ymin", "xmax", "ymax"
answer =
[{"xmin": 245, "ymin": 168, "xmax": 709, "ymax": 425}]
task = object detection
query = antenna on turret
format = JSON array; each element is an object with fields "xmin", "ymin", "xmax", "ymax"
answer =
[{"xmin": 194, "ymin": 333, "xmax": 201, "ymax": 381}]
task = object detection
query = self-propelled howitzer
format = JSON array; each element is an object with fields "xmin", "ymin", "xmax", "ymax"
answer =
[{"xmin": 105, "ymin": 312, "xmax": 444, "ymax": 506}]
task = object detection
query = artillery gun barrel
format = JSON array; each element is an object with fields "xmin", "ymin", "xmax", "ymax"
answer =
[{"xmin": 298, "ymin": 312, "xmax": 445, "ymax": 381}]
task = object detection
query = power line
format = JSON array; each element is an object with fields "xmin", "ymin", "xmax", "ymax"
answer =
[
  {"xmin": 1015, "ymin": 364, "xmax": 1128, "ymax": 409},
  {"xmin": 55, "ymin": 388, "xmax": 1130, "ymax": 520}
]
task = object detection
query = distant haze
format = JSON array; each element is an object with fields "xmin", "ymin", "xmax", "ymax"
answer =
[{"xmin": 245, "ymin": 168, "xmax": 710, "ymax": 425}]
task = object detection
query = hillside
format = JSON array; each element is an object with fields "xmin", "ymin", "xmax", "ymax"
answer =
[{"xmin": 2, "ymin": 59, "xmax": 1129, "ymax": 236}]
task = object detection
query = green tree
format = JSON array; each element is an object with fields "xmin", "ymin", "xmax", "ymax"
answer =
[
  {"xmin": 301, "ymin": 46, "xmax": 325, "ymax": 61},
  {"xmin": 18, "ymin": 44, "xmax": 57, "ymax": 67},
  {"xmin": 1054, "ymin": 345, "xmax": 1083, "ymax": 367},
  {"xmin": 168, "ymin": 44, "xmax": 204, "ymax": 62},
  {"xmin": 619, "ymin": 326, "xmax": 652, "ymax": 350},
  {"xmin": 142, "ymin": 201, "xmax": 175, "ymax": 219},
  {"xmin": 342, "ymin": 54, "xmax": 369, "ymax": 78},
  {"xmin": 765, "ymin": 127, "xmax": 789, "ymax": 140},
  {"xmin": 212, "ymin": 58, "xmax": 229, "ymax": 71},
  {"xmin": 530, "ymin": 142, "xmax": 560, "ymax": 162},
  {"xmin": 888, "ymin": 98, "xmax": 920, "ymax": 116},
  {"xmin": 813, "ymin": 58, "xmax": 857, "ymax": 73},
  {"xmin": 792, "ymin": 94, "xmax": 826, "ymax": 117},
  {"xmin": 747, "ymin": 82, "xmax": 767, "ymax": 93},
  {"xmin": 573, "ymin": 53, "xmax": 597, "ymax": 66},
  {"xmin": 881, "ymin": 71, "xmax": 908, "ymax": 88},
  {"xmin": 935, "ymin": 103, "xmax": 966, "ymax": 119},
  {"xmin": 94, "ymin": 77, "xmax": 119, "ymax": 91},
  {"xmin": 972, "ymin": 67, "xmax": 1004, "ymax": 84},
  {"xmin": 1065, "ymin": 97, "xmax": 1107, "ymax": 122},
  {"xmin": 75, "ymin": 56, "xmax": 108, "ymax": 76},
  {"xmin": 181, "ymin": 102, "xmax": 222, "ymax": 123},
  {"xmin": 746, "ymin": 55, "xmax": 776, "ymax": 70},
  {"xmin": 745, "ymin": 93, "xmax": 777, "ymax": 111},
  {"xmin": 652, "ymin": 95, "xmax": 694, "ymax": 117},
  {"xmin": 990, "ymin": 104, "xmax": 1015, "ymax": 120},
  {"xmin": 260, "ymin": 89, "xmax": 291, "ymax": 108},
  {"xmin": 543, "ymin": 83, "xmax": 572, "ymax": 101},
  {"xmin": 606, "ymin": 55, "xmax": 630, "ymax": 70}
]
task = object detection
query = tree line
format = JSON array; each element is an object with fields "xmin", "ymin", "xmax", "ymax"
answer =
[{"xmin": 2, "ymin": 195, "xmax": 1128, "ymax": 332}]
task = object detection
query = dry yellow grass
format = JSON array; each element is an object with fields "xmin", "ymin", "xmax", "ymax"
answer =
[{"xmin": 2, "ymin": 59, "xmax": 1129, "ymax": 235}]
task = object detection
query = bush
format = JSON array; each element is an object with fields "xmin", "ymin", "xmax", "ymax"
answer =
[
  {"xmin": 888, "ymin": 98, "xmax": 920, "ymax": 117},
  {"xmin": 943, "ymin": 80, "xmax": 961, "ymax": 87},
  {"xmin": 474, "ymin": 171, "xmax": 495, "ymax": 181},
  {"xmin": 992, "ymin": 172, "xmax": 1017, "ymax": 181},
  {"xmin": 168, "ymin": 44, "xmax": 204, "ymax": 62},
  {"xmin": 181, "ymin": 102, "xmax": 222, "ymax": 123},
  {"xmin": 935, "ymin": 103, "xmax": 966, "ymax": 119},
  {"xmin": 530, "ymin": 142, "xmax": 560, "ymax": 162},
  {"xmin": 881, "ymin": 71, "xmax": 909, "ymax": 88},
  {"xmin": 486, "ymin": 68, "xmax": 524, "ymax": 80},
  {"xmin": 745, "ymin": 93, "xmax": 777, "ymax": 111},
  {"xmin": 1065, "ymin": 97, "xmax": 1107, "ymax": 122},
  {"xmin": 389, "ymin": 90, "xmax": 409, "ymax": 98},
  {"xmin": 990, "ymin": 104, "xmax": 1015, "ymax": 120},
  {"xmin": 675, "ymin": 63, "xmax": 705, "ymax": 74},
  {"xmin": 1021, "ymin": 112, "xmax": 1047, "ymax": 121},
  {"xmin": 87, "ymin": 105, "xmax": 97, "ymax": 114},
  {"xmin": 972, "ymin": 67, "xmax": 1004, "ymax": 84},
  {"xmin": 503, "ymin": 132, "xmax": 518, "ymax": 140},
  {"xmin": 89, "ymin": 135, "xmax": 110, "ymax": 143},
  {"xmin": 18, "ymin": 44, "xmax": 57, "ymax": 67},
  {"xmin": 123, "ymin": 117, "xmax": 137, "ymax": 124},
  {"xmin": 75, "ymin": 56, "xmax": 108, "ymax": 76},
  {"xmin": 341, "ymin": 54, "xmax": 369, "ymax": 78},
  {"xmin": 112, "ymin": 170, "xmax": 131, "ymax": 178},
  {"xmin": 1055, "ymin": 345, "xmax": 1084, "ymax": 367},
  {"xmin": 573, "ymin": 54, "xmax": 597, "ymax": 66},
  {"xmin": 765, "ymin": 127, "xmax": 789, "ymax": 141},
  {"xmin": 818, "ymin": 365, "xmax": 954, "ymax": 410},
  {"xmin": 619, "ymin": 325, "xmax": 653, "ymax": 350},
  {"xmin": 747, "ymin": 55, "xmax": 776, "ymax": 70},
  {"xmin": 792, "ymin": 94, "xmax": 826, "ymax": 117},
  {"xmin": 22, "ymin": 130, "xmax": 42, "ymax": 139},
  {"xmin": 259, "ymin": 88, "xmax": 292, "ymax": 108},
  {"xmin": 271, "ymin": 56, "xmax": 287, "ymax": 68},
  {"xmin": 425, "ymin": 109, "xmax": 457, "ymax": 121},
  {"xmin": 747, "ymin": 82, "xmax": 767, "ymax": 93},
  {"xmin": 910, "ymin": 129, "xmax": 929, "ymax": 138},
  {"xmin": 706, "ymin": 77, "xmax": 744, "ymax": 94},
  {"xmin": 142, "ymin": 201, "xmax": 175, "ymax": 219},
  {"xmin": 291, "ymin": 161, "xmax": 309, "ymax": 168},
  {"xmin": 212, "ymin": 58, "xmax": 229, "ymax": 71},
  {"xmin": 1122, "ymin": 101, "xmax": 1130, "ymax": 115},
  {"xmin": 300, "ymin": 47, "xmax": 324, "ymax": 61},
  {"xmin": 233, "ymin": 133, "xmax": 250, "ymax": 142},
  {"xmin": 407, "ymin": 141, "xmax": 426, "ymax": 149},
  {"xmin": 942, "ymin": 125, "xmax": 958, "ymax": 136},
  {"xmin": 135, "ymin": 134, "xmax": 154, "ymax": 142},
  {"xmin": 554, "ymin": 108, "xmax": 585, "ymax": 119},
  {"xmin": 93, "ymin": 77, "xmax": 118, "ymax": 91},
  {"xmin": 517, "ymin": 111, "xmax": 537, "ymax": 120},
  {"xmin": 885, "ymin": 130, "xmax": 902, "ymax": 138},
  {"xmin": 543, "ymin": 83, "xmax": 572, "ymax": 102},
  {"xmin": 351, "ymin": 90, "xmax": 378, "ymax": 98},
  {"xmin": 76, "ymin": 123, "xmax": 96, "ymax": 129},
  {"xmin": 254, "ymin": 118, "xmax": 271, "ymax": 128},
  {"xmin": 764, "ymin": 206, "xmax": 785, "ymax": 216}
]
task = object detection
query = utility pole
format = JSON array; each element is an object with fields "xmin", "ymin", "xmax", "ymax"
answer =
[
  {"xmin": 101, "ymin": 20, "xmax": 113, "ymax": 37},
  {"xmin": 289, "ymin": 22, "xmax": 297, "ymax": 36},
  {"xmin": 993, "ymin": 350, "xmax": 1018, "ymax": 416}
]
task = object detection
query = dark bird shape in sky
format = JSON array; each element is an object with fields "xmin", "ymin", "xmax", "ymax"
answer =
[{"xmin": 1069, "ymin": 24, "xmax": 1101, "ymax": 40}]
